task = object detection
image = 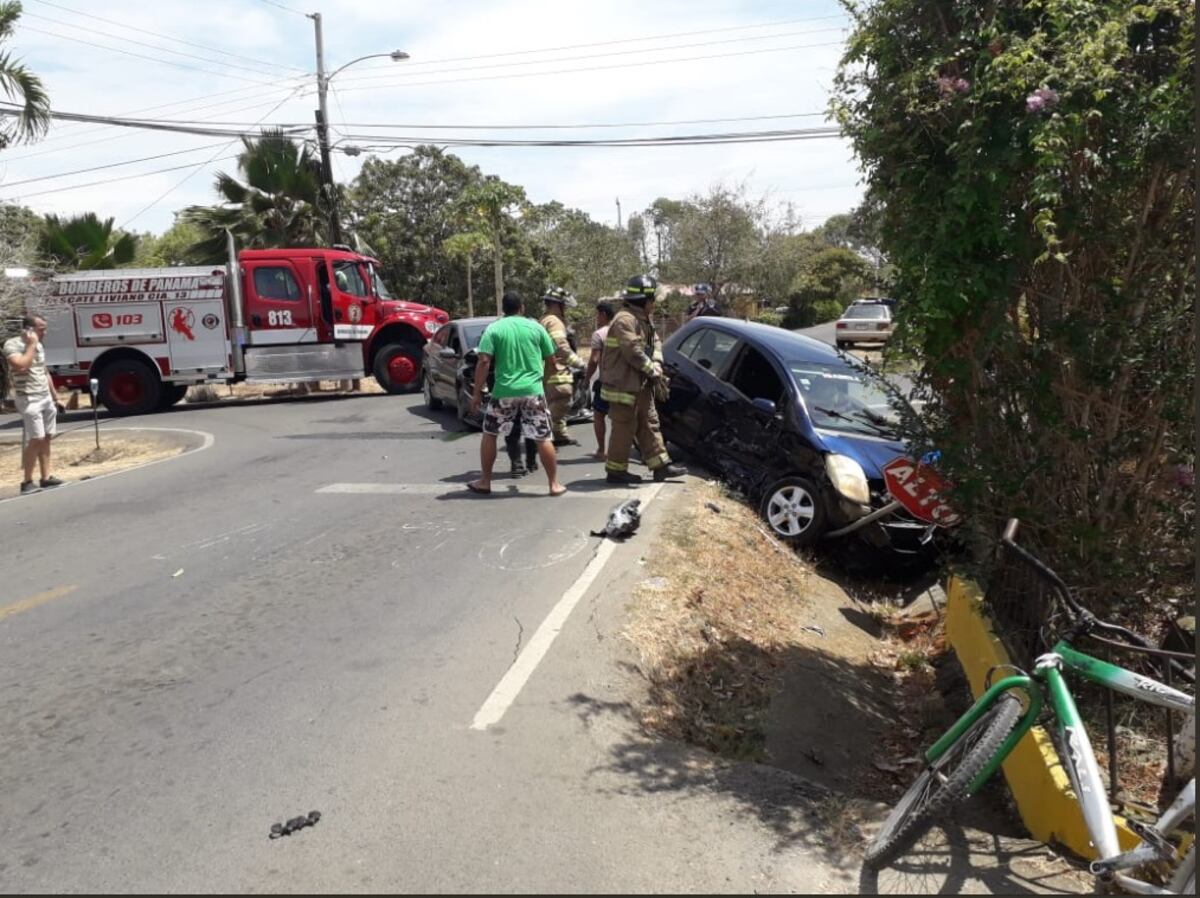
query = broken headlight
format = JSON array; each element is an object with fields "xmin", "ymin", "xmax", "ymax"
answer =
[{"xmin": 825, "ymin": 453, "xmax": 870, "ymax": 505}]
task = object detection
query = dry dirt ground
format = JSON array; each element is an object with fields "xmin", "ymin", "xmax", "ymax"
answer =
[
  {"xmin": 622, "ymin": 479, "xmax": 1093, "ymax": 893},
  {"xmin": 0, "ymin": 430, "xmax": 187, "ymax": 500}
]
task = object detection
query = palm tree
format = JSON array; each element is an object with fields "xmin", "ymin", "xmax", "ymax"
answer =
[
  {"xmin": 0, "ymin": 1, "xmax": 50, "ymax": 148},
  {"xmin": 184, "ymin": 130, "xmax": 329, "ymax": 261},
  {"xmin": 39, "ymin": 212, "xmax": 137, "ymax": 270}
]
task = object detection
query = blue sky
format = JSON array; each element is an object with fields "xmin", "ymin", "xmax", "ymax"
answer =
[{"xmin": 1, "ymin": 0, "xmax": 862, "ymax": 235}]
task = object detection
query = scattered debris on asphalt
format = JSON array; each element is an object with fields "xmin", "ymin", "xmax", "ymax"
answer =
[
  {"xmin": 172, "ymin": 568, "xmax": 184, "ymax": 578},
  {"xmin": 705, "ymin": 501, "xmax": 722, "ymax": 514},
  {"xmin": 591, "ymin": 498, "xmax": 641, "ymax": 540},
  {"xmin": 270, "ymin": 810, "xmax": 321, "ymax": 840},
  {"xmin": 799, "ymin": 624, "xmax": 826, "ymax": 638}
]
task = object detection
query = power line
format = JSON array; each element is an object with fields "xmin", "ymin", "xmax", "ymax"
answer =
[
  {"xmin": 336, "ymin": 25, "xmax": 847, "ymax": 86},
  {"xmin": 2, "ymin": 142, "xmax": 234, "ymax": 187},
  {"xmin": 253, "ymin": 0, "xmax": 305, "ymax": 15},
  {"xmin": 19, "ymin": 25, "xmax": 284, "ymax": 86},
  {"xmin": 325, "ymin": 112, "xmax": 827, "ymax": 133},
  {"xmin": 0, "ymin": 102, "xmax": 311, "ymax": 139},
  {"xmin": 2, "ymin": 155, "xmax": 242, "ymax": 199},
  {"xmin": 337, "ymin": 40, "xmax": 847, "ymax": 93},
  {"xmin": 119, "ymin": 90, "xmax": 306, "ymax": 229},
  {"xmin": 336, "ymin": 126, "xmax": 843, "ymax": 149},
  {"xmin": 27, "ymin": 0, "xmax": 308, "ymax": 74},
  {"xmin": 22, "ymin": 10, "xmax": 302, "ymax": 79},
  {"xmin": 346, "ymin": 13, "xmax": 848, "ymax": 74},
  {"xmin": 2, "ymin": 82, "xmax": 311, "ymax": 159}
]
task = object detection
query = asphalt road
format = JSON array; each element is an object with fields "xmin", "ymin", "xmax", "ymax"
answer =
[{"xmin": 0, "ymin": 394, "xmax": 847, "ymax": 893}]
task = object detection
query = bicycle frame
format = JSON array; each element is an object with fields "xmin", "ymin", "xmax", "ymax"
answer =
[{"xmin": 923, "ymin": 639, "xmax": 1195, "ymax": 894}]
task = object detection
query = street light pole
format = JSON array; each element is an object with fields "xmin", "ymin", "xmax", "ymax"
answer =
[
  {"xmin": 308, "ymin": 12, "xmax": 341, "ymax": 244},
  {"xmin": 307, "ymin": 13, "xmax": 408, "ymax": 247}
]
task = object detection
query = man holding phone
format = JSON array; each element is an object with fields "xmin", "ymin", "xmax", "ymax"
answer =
[{"xmin": 4, "ymin": 315, "xmax": 64, "ymax": 495}]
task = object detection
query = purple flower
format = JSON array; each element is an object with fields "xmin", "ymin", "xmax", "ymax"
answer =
[
  {"xmin": 936, "ymin": 76, "xmax": 971, "ymax": 98},
  {"xmin": 1025, "ymin": 87, "xmax": 1059, "ymax": 113}
]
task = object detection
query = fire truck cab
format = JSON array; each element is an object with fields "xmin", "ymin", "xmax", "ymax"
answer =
[{"xmin": 32, "ymin": 244, "xmax": 448, "ymax": 416}]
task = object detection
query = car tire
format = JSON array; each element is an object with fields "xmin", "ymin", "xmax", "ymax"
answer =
[
  {"xmin": 97, "ymin": 357, "xmax": 162, "ymax": 417},
  {"xmin": 760, "ymin": 476, "xmax": 827, "ymax": 548},
  {"xmin": 373, "ymin": 343, "xmax": 422, "ymax": 395},
  {"xmin": 423, "ymin": 369, "xmax": 444, "ymax": 410},
  {"xmin": 157, "ymin": 383, "xmax": 189, "ymax": 409}
]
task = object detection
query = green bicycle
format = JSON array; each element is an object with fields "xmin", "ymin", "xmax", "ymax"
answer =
[{"xmin": 866, "ymin": 520, "xmax": 1195, "ymax": 894}]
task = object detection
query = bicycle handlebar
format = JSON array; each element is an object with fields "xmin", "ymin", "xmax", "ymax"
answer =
[{"xmin": 999, "ymin": 518, "xmax": 1195, "ymax": 685}]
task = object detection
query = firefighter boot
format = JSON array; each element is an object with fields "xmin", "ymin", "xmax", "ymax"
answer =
[{"xmin": 653, "ymin": 462, "xmax": 687, "ymax": 482}]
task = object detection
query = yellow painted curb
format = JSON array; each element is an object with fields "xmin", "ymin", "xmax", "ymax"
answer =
[{"xmin": 945, "ymin": 575, "xmax": 1138, "ymax": 860}]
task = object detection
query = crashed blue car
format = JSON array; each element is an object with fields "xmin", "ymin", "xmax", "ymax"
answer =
[{"xmin": 658, "ymin": 318, "xmax": 937, "ymax": 554}]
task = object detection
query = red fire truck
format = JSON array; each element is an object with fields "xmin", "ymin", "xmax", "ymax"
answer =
[{"xmin": 28, "ymin": 241, "xmax": 448, "ymax": 415}]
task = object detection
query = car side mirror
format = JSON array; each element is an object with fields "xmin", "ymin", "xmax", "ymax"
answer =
[
  {"xmin": 751, "ymin": 397, "xmax": 778, "ymax": 416},
  {"xmin": 439, "ymin": 347, "xmax": 457, "ymax": 358}
]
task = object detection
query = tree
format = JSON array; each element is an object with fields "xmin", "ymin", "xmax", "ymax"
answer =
[
  {"xmin": 524, "ymin": 201, "xmax": 640, "ymax": 310},
  {"xmin": 38, "ymin": 212, "xmax": 137, "ymax": 270},
  {"xmin": 183, "ymin": 130, "xmax": 326, "ymax": 261},
  {"xmin": 458, "ymin": 178, "xmax": 527, "ymax": 314},
  {"xmin": 131, "ymin": 216, "xmax": 207, "ymax": 268},
  {"xmin": 782, "ymin": 247, "xmax": 869, "ymax": 328},
  {"xmin": 0, "ymin": 2, "xmax": 50, "ymax": 149},
  {"xmin": 672, "ymin": 185, "xmax": 764, "ymax": 300},
  {"xmin": 442, "ymin": 231, "xmax": 489, "ymax": 317},
  {"xmin": 836, "ymin": 0, "xmax": 1195, "ymax": 612},
  {"xmin": 347, "ymin": 147, "xmax": 484, "ymax": 311}
]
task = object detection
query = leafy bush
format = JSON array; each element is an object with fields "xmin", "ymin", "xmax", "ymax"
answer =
[
  {"xmin": 836, "ymin": 0, "xmax": 1195, "ymax": 616},
  {"xmin": 751, "ymin": 309, "xmax": 784, "ymax": 328}
]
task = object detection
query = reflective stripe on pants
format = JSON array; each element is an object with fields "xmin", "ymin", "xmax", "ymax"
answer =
[{"xmin": 605, "ymin": 384, "xmax": 669, "ymax": 474}]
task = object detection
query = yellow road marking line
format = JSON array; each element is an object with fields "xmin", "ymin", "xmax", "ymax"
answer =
[{"xmin": 0, "ymin": 585, "xmax": 79, "ymax": 623}]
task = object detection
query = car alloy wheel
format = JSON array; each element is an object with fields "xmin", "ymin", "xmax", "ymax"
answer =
[{"xmin": 766, "ymin": 484, "xmax": 816, "ymax": 538}]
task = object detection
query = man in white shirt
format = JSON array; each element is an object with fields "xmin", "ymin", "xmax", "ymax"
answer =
[{"xmin": 4, "ymin": 315, "xmax": 64, "ymax": 495}]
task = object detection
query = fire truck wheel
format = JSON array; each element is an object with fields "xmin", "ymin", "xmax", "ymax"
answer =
[
  {"xmin": 373, "ymin": 343, "xmax": 422, "ymax": 395},
  {"xmin": 158, "ymin": 383, "xmax": 190, "ymax": 409},
  {"xmin": 97, "ymin": 358, "xmax": 163, "ymax": 417}
]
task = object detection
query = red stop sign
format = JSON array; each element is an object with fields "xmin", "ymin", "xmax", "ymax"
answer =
[{"xmin": 882, "ymin": 457, "xmax": 960, "ymax": 526}]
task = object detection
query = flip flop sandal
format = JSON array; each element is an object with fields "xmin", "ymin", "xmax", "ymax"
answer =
[{"xmin": 466, "ymin": 481, "xmax": 492, "ymax": 495}]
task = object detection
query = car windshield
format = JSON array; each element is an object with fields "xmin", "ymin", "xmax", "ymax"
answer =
[
  {"xmin": 369, "ymin": 264, "xmax": 392, "ymax": 299},
  {"xmin": 462, "ymin": 323, "xmax": 489, "ymax": 349},
  {"xmin": 842, "ymin": 304, "xmax": 888, "ymax": 320},
  {"xmin": 789, "ymin": 362, "xmax": 903, "ymax": 436}
]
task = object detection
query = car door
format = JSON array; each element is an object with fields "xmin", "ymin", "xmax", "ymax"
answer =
[
  {"xmin": 436, "ymin": 325, "xmax": 465, "ymax": 400},
  {"xmin": 328, "ymin": 258, "xmax": 376, "ymax": 341},
  {"xmin": 713, "ymin": 343, "xmax": 791, "ymax": 485},
  {"xmin": 241, "ymin": 259, "xmax": 316, "ymax": 345},
  {"xmin": 424, "ymin": 324, "xmax": 451, "ymax": 395},
  {"xmin": 661, "ymin": 326, "xmax": 740, "ymax": 456}
]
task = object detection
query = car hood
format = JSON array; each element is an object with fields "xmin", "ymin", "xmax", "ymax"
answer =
[
  {"xmin": 811, "ymin": 429, "xmax": 910, "ymax": 480},
  {"xmin": 380, "ymin": 300, "xmax": 438, "ymax": 317}
]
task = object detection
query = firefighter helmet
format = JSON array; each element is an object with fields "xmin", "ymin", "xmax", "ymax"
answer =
[
  {"xmin": 622, "ymin": 274, "xmax": 658, "ymax": 305},
  {"xmin": 542, "ymin": 285, "xmax": 577, "ymax": 308}
]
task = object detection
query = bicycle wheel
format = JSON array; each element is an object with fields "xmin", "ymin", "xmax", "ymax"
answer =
[{"xmin": 865, "ymin": 692, "xmax": 1023, "ymax": 868}]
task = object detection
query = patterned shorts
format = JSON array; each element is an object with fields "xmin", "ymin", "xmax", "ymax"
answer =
[{"xmin": 483, "ymin": 395, "xmax": 554, "ymax": 442}]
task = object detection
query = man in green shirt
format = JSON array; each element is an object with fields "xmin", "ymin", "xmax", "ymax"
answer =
[{"xmin": 468, "ymin": 292, "xmax": 566, "ymax": 496}]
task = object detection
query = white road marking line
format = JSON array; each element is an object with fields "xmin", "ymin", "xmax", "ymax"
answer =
[
  {"xmin": 470, "ymin": 482, "xmax": 665, "ymax": 731},
  {"xmin": 316, "ymin": 481, "xmax": 656, "ymax": 499}
]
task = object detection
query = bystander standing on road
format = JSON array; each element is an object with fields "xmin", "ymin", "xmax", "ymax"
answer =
[
  {"xmin": 468, "ymin": 292, "xmax": 566, "ymax": 497},
  {"xmin": 3, "ymin": 315, "xmax": 65, "ymax": 496},
  {"xmin": 685, "ymin": 284, "xmax": 722, "ymax": 321},
  {"xmin": 584, "ymin": 300, "xmax": 615, "ymax": 461}
]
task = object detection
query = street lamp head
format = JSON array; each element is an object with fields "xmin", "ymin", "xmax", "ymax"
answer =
[{"xmin": 390, "ymin": 50, "xmax": 410, "ymax": 61}]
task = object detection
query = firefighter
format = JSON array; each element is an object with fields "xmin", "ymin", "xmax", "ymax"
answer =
[
  {"xmin": 600, "ymin": 275, "xmax": 687, "ymax": 485},
  {"xmin": 539, "ymin": 286, "xmax": 585, "ymax": 446}
]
